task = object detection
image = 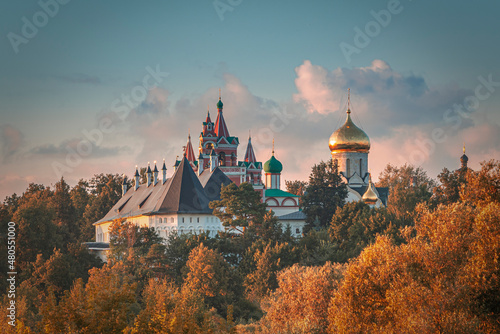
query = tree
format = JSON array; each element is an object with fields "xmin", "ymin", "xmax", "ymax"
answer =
[
  {"xmin": 50, "ymin": 177, "xmax": 78, "ymax": 245},
  {"xmin": 13, "ymin": 196, "xmax": 59, "ymax": 269},
  {"xmin": 329, "ymin": 201, "xmax": 500, "ymax": 333},
  {"xmin": 210, "ymin": 182, "xmax": 267, "ymax": 231},
  {"xmin": 329, "ymin": 201, "xmax": 401, "ymax": 262},
  {"xmin": 128, "ymin": 278, "xmax": 227, "ymax": 333},
  {"xmin": 59, "ymin": 263, "xmax": 140, "ymax": 333},
  {"xmin": 285, "ymin": 180, "xmax": 307, "ymax": 197},
  {"xmin": 301, "ymin": 160, "xmax": 347, "ymax": 229},
  {"xmin": 81, "ymin": 173, "xmax": 126, "ymax": 241},
  {"xmin": 460, "ymin": 159, "xmax": 500, "ymax": 207},
  {"xmin": 432, "ymin": 167, "xmax": 468, "ymax": 206},
  {"xmin": 183, "ymin": 244, "xmax": 233, "ymax": 315},
  {"xmin": 377, "ymin": 163, "xmax": 435, "ymax": 223},
  {"xmin": 259, "ymin": 263, "xmax": 345, "ymax": 334}
]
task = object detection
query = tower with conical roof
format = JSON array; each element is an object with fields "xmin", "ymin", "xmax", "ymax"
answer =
[
  {"xmin": 329, "ymin": 89, "xmax": 370, "ymax": 186},
  {"xmin": 242, "ymin": 132, "xmax": 263, "ymax": 185}
]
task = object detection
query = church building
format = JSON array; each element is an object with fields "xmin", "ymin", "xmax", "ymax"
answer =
[
  {"xmin": 90, "ymin": 90, "xmax": 391, "ymax": 261},
  {"xmin": 328, "ymin": 90, "xmax": 388, "ymax": 208}
]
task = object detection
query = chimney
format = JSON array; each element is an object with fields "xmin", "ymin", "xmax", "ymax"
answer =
[
  {"xmin": 210, "ymin": 149, "xmax": 218, "ymax": 172},
  {"xmin": 134, "ymin": 166, "xmax": 140, "ymax": 191},
  {"xmin": 122, "ymin": 175, "xmax": 127, "ymax": 196},
  {"xmin": 162, "ymin": 158, "xmax": 167, "ymax": 184},
  {"xmin": 153, "ymin": 161, "xmax": 159, "ymax": 185},
  {"xmin": 147, "ymin": 162, "xmax": 152, "ymax": 187}
]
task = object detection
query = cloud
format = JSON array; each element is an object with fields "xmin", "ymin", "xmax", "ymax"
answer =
[
  {"xmin": 0, "ymin": 124, "xmax": 25, "ymax": 162},
  {"xmin": 293, "ymin": 60, "xmax": 474, "ymax": 133},
  {"xmin": 30, "ymin": 138, "xmax": 132, "ymax": 158},
  {"xmin": 52, "ymin": 73, "xmax": 102, "ymax": 85}
]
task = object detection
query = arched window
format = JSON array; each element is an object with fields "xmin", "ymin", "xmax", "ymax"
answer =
[
  {"xmin": 159, "ymin": 218, "xmax": 162, "ymax": 224},
  {"xmin": 346, "ymin": 159, "xmax": 351, "ymax": 177},
  {"xmin": 219, "ymin": 152, "xmax": 226, "ymax": 166},
  {"xmin": 359, "ymin": 159, "xmax": 363, "ymax": 176}
]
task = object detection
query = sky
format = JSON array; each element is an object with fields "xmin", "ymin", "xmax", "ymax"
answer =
[{"xmin": 1, "ymin": 0, "xmax": 499, "ymax": 200}]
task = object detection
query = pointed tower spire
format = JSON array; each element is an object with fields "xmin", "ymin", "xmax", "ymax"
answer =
[
  {"xmin": 161, "ymin": 158, "xmax": 167, "ymax": 184},
  {"xmin": 244, "ymin": 131, "xmax": 257, "ymax": 163},
  {"xmin": 153, "ymin": 160, "xmax": 159, "ymax": 185},
  {"xmin": 134, "ymin": 165, "xmax": 140, "ymax": 190},
  {"xmin": 214, "ymin": 91, "xmax": 230, "ymax": 138},
  {"xmin": 184, "ymin": 132, "xmax": 196, "ymax": 162},
  {"xmin": 347, "ymin": 88, "xmax": 351, "ymax": 114},
  {"xmin": 147, "ymin": 162, "xmax": 152, "ymax": 186}
]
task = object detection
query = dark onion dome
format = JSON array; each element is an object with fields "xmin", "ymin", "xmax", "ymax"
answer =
[
  {"xmin": 264, "ymin": 154, "xmax": 283, "ymax": 173},
  {"xmin": 329, "ymin": 109, "xmax": 370, "ymax": 153},
  {"xmin": 217, "ymin": 97, "xmax": 223, "ymax": 109}
]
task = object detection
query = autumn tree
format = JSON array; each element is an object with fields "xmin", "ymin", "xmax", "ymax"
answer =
[
  {"xmin": 328, "ymin": 201, "xmax": 500, "ymax": 333},
  {"xmin": 258, "ymin": 262, "xmax": 345, "ymax": 334},
  {"xmin": 56, "ymin": 263, "xmax": 140, "ymax": 333},
  {"xmin": 460, "ymin": 159, "xmax": 500, "ymax": 206},
  {"xmin": 183, "ymin": 244, "xmax": 233, "ymax": 316},
  {"xmin": 128, "ymin": 278, "xmax": 228, "ymax": 333},
  {"xmin": 301, "ymin": 159, "xmax": 347, "ymax": 229}
]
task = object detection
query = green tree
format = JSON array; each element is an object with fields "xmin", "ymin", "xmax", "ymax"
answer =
[
  {"xmin": 13, "ymin": 196, "xmax": 59, "ymax": 269},
  {"xmin": 50, "ymin": 177, "xmax": 78, "ymax": 245},
  {"xmin": 82, "ymin": 174, "xmax": 125, "ymax": 241},
  {"xmin": 432, "ymin": 167, "xmax": 468, "ymax": 206},
  {"xmin": 285, "ymin": 180, "xmax": 307, "ymax": 197},
  {"xmin": 301, "ymin": 160, "xmax": 347, "ymax": 229},
  {"xmin": 210, "ymin": 182, "xmax": 267, "ymax": 232},
  {"xmin": 377, "ymin": 163, "xmax": 435, "ymax": 223},
  {"xmin": 329, "ymin": 201, "xmax": 401, "ymax": 262}
]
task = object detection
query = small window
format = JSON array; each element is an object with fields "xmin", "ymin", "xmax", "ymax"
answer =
[
  {"xmin": 182, "ymin": 217, "xmax": 185, "ymax": 223},
  {"xmin": 159, "ymin": 218, "xmax": 162, "ymax": 224},
  {"xmin": 296, "ymin": 228, "xmax": 300, "ymax": 234},
  {"xmin": 197, "ymin": 217, "xmax": 200, "ymax": 223},
  {"xmin": 171, "ymin": 217, "xmax": 174, "ymax": 223},
  {"xmin": 359, "ymin": 159, "xmax": 362, "ymax": 176},
  {"xmin": 190, "ymin": 217, "xmax": 192, "ymax": 223},
  {"xmin": 346, "ymin": 159, "xmax": 351, "ymax": 177}
]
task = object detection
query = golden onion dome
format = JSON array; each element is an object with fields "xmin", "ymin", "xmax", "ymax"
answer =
[
  {"xmin": 329, "ymin": 109, "xmax": 370, "ymax": 153},
  {"xmin": 362, "ymin": 175, "xmax": 379, "ymax": 204}
]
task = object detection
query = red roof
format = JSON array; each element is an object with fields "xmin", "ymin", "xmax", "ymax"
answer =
[
  {"xmin": 214, "ymin": 106, "xmax": 230, "ymax": 138},
  {"xmin": 184, "ymin": 134, "xmax": 196, "ymax": 162},
  {"xmin": 244, "ymin": 135, "xmax": 257, "ymax": 163}
]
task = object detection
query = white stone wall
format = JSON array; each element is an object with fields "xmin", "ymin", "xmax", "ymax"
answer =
[{"xmin": 332, "ymin": 151, "xmax": 368, "ymax": 180}]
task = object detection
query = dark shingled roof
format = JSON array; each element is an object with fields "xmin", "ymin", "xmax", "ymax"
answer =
[
  {"xmin": 95, "ymin": 157, "xmax": 212, "ymax": 224},
  {"xmin": 198, "ymin": 167, "xmax": 233, "ymax": 202},
  {"xmin": 277, "ymin": 211, "xmax": 307, "ymax": 220}
]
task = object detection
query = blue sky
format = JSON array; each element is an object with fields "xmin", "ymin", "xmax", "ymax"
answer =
[{"xmin": 1, "ymin": 0, "xmax": 499, "ymax": 199}]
